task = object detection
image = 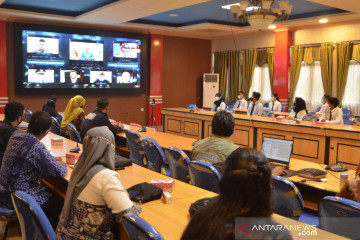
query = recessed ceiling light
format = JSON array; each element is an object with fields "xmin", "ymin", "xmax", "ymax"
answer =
[
  {"xmin": 169, "ymin": 14, "xmax": 179, "ymax": 17},
  {"xmin": 221, "ymin": 3, "xmax": 258, "ymax": 11},
  {"xmin": 221, "ymin": 3, "xmax": 240, "ymax": 9},
  {"xmin": 268, "ymin": 25, "xmax": 276, "ymax": 29},
  {"xmin": 319, "ymin": 18, "xmax": 328, "ymax": 23}
]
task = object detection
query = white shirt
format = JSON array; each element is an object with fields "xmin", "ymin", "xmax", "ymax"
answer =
[
  {"xmin": 78, "ymin": 169, "xmax": 134, "ymax": 214},
  {"xmin": 318, "ymin": 103, "xmax": 330, "ymax": 119},
  {"xmin": 234, "ymin": 98, "xmax": 248, "ymax": 109},
  {"xmin": 269, "ymin": 100, "xmax": 282, "ymax": 112},
  {"xmin": 320, "ymin": 107, "xmax": 343, "ymax": 124},
  {"xmin": 289, "ymin": 109, "xmax": 307, "ymax": 120},
  {"xmin": 247, "ymin": 101, "xmax": 263, "ymax": 116},
  {"xmin": 211, "ymin": 102, "xmax": 226, "ymax": 112}
]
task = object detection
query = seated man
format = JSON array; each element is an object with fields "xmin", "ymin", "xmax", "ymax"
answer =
[
  {"xmin": 80, "ymin": 97, "xmax": 124, "ymax": 139},
  {"xmin": 192, "ymin": 111, "xmax": 285, "ymax": 175},
  {"xmin": 0, "ymin": 102, "xmax": 24, "ymax": 165},
  {"xmin": 0, "ymin": 111, "xmax": 67, "ymax": 227},
  {"xmin": 320, "ymin": 97, "xmax": 343, "ymax": 124},
  {"xmin": 247, "ymin": 91, "xmax": 263, "ymax": 116}
]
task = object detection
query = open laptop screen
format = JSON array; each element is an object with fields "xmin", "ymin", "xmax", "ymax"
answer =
[{"xmin": 261, "ymin": 137, "xmax": 293, "ymax": 165}]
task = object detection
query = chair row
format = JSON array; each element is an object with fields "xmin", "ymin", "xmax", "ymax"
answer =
[
  {"xmin": 125, "ymin": 131, "xmax": 222, "ymax": 191},
  {"xmin": 1, "ymin": 190, "xmax": 165, "ymax": 240}
]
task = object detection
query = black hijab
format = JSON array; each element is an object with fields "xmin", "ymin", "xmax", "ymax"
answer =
[{"xmin": 214, "ymin": 93, "xmax": 224, "ymax": 110}]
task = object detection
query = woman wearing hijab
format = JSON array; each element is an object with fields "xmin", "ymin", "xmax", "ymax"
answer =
[
  {"xmin": 61, "ymin": 95, "xmax": 86, "ymax": 137},
  {"xmin": 42, "ymin": 95, "xmax": 58, "ymax": 117},
  {"xmin": 337, "ymin": 162, "xmax": 360, "ymax": 202},
  {"xmin": 289, "ymin": 97, "xmax": 308, "ymax": 120},
  {"xmin": 56, "ymin": 126, "xmax": 141, "ymax": 239},
  {"xmin": 211, "ymin": 93, "xmax": 226, "ymax": 112}
]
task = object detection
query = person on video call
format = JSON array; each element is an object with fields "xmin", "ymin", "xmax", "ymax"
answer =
[
  {"xmin": 35, "ymin": 39, "xmax": 49, "ymax": 54},
  {"xmin": 118, "ymin": 71, "xmax": 131, "ymax": 83},
  {"xmin": 35, "ymin": 69, "xmax": 46, "ymax": 83},
  {"xmin": 80, "ymin": 47, "xmax": 94, "ymax": 60},
  {"xmin": 94, "ymin": 72, "xmax": 110, "ymax": 85},
  {"xmin": 65, "ymin": 70, "xmax": 82, "ymax": 84}
]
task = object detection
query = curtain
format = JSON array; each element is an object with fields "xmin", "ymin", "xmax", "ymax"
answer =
[
  {"xmin": 267, "ymin": 48, "xmax": 275, "ymax": 91},
  {"xmin": 352, "ymin": 44, "xmax": 360, "ymax": 63},
  {"xmin": 248, "ymin": 64, "xmax": 272, "ymax": 104},
  {"xmin": 227, "ymin": 50, "xmax": 242, "ymax": 101},
  {"xmin": 336, "ymin": 42, "xmax": 352, "ymax": 104},
  {"xmin": 303, "ymin": 47, "xmax": 320, "ymax": 65},
  {"xmin": 244, "ymin": 49, "xmax": 257, "ymax": 98},
  {"xmin": 294, "ymin": 62, "xmax": 324, "ymax": 112},
  {"xmin": 289, "ymin": 45, "xmax": 304, "ymax": 107},
  {"xmin": 320, "ymin": 43, "xmax": 333, "ymax": 95},
  {"xmin": 214, "ymin": 52, "xmax": 228, "ymax": 97},
  {"xmin": 342, "ymin": 61, "xmax": 360, "ymax": 116}
]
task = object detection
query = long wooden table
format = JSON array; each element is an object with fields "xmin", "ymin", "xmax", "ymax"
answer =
[
  {"xmin": 115, "ymin": 124, "xmax": 355, "ymax": 210},
  {"xmin": 161, "ymin": 108, "xmax": 360, "ymax": 169},
  {"xmin": 41, "ymin": 133, "xmax": 348, "ymax": 240}
]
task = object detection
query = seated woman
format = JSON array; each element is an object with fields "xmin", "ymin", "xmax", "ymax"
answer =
[
  {"xmin": 268, "ymin": 93, "xmax": 282, "ymax": 112},
  {"xmin": 211, "ymin": 93, "xmax": 226, "ymax": 112},
  {"xmin": 181, "ymin": 148, "xmax": 291, "ymax": 240},
  {"xmin": 42, "ymin": 95, "xmax": 58, "ymax": 118},
  {"xmin": 289, "ymin": 97, "xmax": 308, "ymax": 120},
  {"xmin": 61, "ymin": 95, "xmax": 86, "ymax": 137},
  {"xmin": 56, "ymin": 126, "xmax": 141, "ymax": 239}
]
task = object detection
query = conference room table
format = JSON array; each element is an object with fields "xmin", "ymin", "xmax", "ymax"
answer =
[
  {"xmin": 234, "ymin": 108, "xmax": 290, "ymax": 117},
  {"xmin": 161, "ymin": 108, "xmax": 360, "ymax": 170},
  {"xmin": 40, "ymin": 132, "xmax": 348, "ymax": 240}
]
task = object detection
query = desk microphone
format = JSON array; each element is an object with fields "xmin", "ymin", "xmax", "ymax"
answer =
[
  {"xmin": 326, "ymin": 146, "xmax": 348, "ymax": 172},
  {"xmin": 70, "ymin": 143, "xmax": 80, "ymax": 153}
]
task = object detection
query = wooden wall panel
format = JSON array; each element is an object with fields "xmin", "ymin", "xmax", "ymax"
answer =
[
  {"xmin": 256, "ymin": 128, "xmax": 325, "ymax": 163},
  {"xmin": 204, "ymin": 120, "xmax": 253, "ymax": 148},
  {"xmin": 329, "ymin": 138, "xmax": 360, "ymax": 170},
  {"xmin": 162, "ymin": 36, "xmax": 211, "ymax": 109},
  {"xmin": 164, "ymin": 115, "xmax": 201, "ymax": 139}
]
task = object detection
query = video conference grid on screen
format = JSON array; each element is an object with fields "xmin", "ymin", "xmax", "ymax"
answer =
[{"xmin": 22, "ymin": 30, "xmax": 142, "ymax": 89}]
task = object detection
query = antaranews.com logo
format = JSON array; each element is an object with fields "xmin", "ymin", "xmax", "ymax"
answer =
[{"xmin": 235, "ymin": 217, "xmax": 318, "ymax": 240}]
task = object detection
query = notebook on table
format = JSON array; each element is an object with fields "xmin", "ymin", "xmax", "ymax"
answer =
[{"xmin": 261, "ymin": 137, "xmax": 297, "ymax": 178}]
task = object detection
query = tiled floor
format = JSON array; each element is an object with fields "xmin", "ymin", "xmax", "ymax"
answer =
[{"xmin": 0, "ymin": 220, "xmax": 21, "ymax": 239}]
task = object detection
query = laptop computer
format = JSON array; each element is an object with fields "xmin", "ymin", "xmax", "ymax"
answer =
[{"xmin": 261, "ymin": 137, "xmax": 297, "ymax": 178}]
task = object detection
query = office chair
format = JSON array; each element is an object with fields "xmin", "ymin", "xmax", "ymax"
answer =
[
  {"xmin": 67, "ymin": 123, "xmax": 82, "ymax": 143},
  {"xmin": 319, "ymin": 196, "xmax": 360, "ymax": 239},
  {"xmin": 142, "ymin": 138, "xmax": 170, "ymax": 176},
  {"xmin": 11, "ymin": 191, "xmax": 56, "ymax": 240},
  {"xmin": 164, "ymin": 147, "xmax": 191, "ymax": 183},
  {"xmin": 188, "ymin": 160, "xmax": 221, "ymax": 193},
  {"xmin": 122, "ymin": 213, "xmax": 164, "ymax": 240},
  {"xmin": 125, "ymin": 131, "xmax": 147, "ymax": 167}
]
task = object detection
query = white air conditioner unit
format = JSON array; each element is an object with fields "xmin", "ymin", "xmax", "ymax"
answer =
[{"xmin": 203, "ymin": 73, "xmax": 219, "ymax": 108}]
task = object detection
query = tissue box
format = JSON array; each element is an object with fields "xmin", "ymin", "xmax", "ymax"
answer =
[
  {"xmin": 162, "ymin": 191, "xmax": 172, "ymax": 204},
  {"xmin": 51, "ymin": 137, "xmax": 63, "ymax": 145},
  {"xmin": 276, "ymin": 116, "xmax": 285, "ymax": 121},
  {"xmin": 315, "ymin": 121, "xmax": 326, "ymax": 126},
  {"xmin": 66, "ymin": 153, "xmax": 80, "ymax": 165},
  {"xmin": 150, "ymin": 179, "xmax": 175, "ymax": 193}
]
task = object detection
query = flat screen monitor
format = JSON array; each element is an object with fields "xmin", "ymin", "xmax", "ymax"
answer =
[{"xmin": 14, "ymin": 23, "xmax": 148, "ymax": 94}]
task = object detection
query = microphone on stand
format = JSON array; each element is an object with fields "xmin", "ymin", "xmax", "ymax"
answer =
[{"xmin": 326, "ymin": 146, "xmax": 348, "ymax": 172}]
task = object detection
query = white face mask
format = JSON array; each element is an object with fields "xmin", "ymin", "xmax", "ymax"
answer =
[
  {"xmin": 271, "ymin": 97, "xmax": 275, "ymax": 101},
  {"xmin": 238, "ymin": 95, "xmax": 241, "ymax": 100},
  {"xmin": 215, "ymin": 97, "xmax": 220, "ymax": 101},
  {"xmin": 321, "ymin": 99, "xmax": 325, "ymax": 104}
]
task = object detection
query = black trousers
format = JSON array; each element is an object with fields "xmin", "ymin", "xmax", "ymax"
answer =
[{"xmin": 41, "ymin": 194, "xmax": 64, "ymax": 230}]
